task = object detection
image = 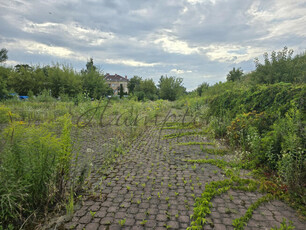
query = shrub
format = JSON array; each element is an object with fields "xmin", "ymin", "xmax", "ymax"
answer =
[{"xmin": 227, "ymin": 111, "xmax": 265, "ymax": 149}]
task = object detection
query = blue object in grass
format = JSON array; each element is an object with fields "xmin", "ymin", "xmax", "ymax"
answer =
[{"xmin": 19, "ymin": 96, "xmax": 29, "ymax": 100}]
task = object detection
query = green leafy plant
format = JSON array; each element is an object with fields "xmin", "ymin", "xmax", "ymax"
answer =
[
  {"xmin": 232, "ymin": 194, "xmax": 274, "ymax": 230},
  {"xmin": 90, "ymin": 210, "xmax": 96, "ymax": 218},
  {"xmin": 271, "ymin": 218, "xmax": 295, "ymax": 230},
  {"xmin": 140, "ymin": 219, "xmax": 147, "ymax": 225},
  {"xmin": 118, "ymin": 218, "xmax": 126, "ymax": 226}
]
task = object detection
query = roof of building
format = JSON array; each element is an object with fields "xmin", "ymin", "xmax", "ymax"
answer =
[{"xmin": 105, "ymin": 73, "xmax": 128, "ymax": 82}]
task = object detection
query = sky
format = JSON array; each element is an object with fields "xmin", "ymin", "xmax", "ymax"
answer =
[{"xmin": 0, "ymin": 0, "xmax": 305, "ymax": 91}]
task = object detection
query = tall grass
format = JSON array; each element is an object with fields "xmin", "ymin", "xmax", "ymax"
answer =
[{"xmin": 0, "ymin": 114, "xmax": 74, "ymax": 228}]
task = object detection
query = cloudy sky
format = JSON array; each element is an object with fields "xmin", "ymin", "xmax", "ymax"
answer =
[{"xmin": 1, "ymin": 0, "xmax": 305, "ymax": 90}]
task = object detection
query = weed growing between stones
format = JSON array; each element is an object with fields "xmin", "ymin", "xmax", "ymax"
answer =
[
  {"xmin": 185, "ymin": 156, "xmax": 298, "ymax": 230},
  {"xmin": 118, "ymin": 218, "xmax": 126, "ymax": 226},
  {"xmin": 271, "ymin": 218, "xmax": 295, "ymax": 230},
  {"xmin": 232, "ymin": 194, "xmax": 274, "ymax": 229}
]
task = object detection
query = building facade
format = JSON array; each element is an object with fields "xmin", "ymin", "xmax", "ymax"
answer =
[{"xmin": 105, "ymin": 73, "xmax": 129, "ymax": 95}]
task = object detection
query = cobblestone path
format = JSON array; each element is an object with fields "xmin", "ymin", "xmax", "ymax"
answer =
[{"xmin": 62, "ymin": 126, "xmax": 305, "ymax": 230}]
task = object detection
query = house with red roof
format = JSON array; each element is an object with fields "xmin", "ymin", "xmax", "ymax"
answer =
[{"xmin": 105, "ymin": 73, "xmax": 129, "ymax": 95}]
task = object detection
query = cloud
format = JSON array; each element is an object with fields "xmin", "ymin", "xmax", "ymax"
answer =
[
  {"xmin": 154, "ymin": 35, "xmax": 199, "ymax": 55},
  {"xmin": 187, "ymin": 0, "xmax": 216, "ymax": 5},
  {"xmin": 170, "ymin": 68, "xmax": 192, "ymax": 74},
  {"xmin": 3, "ymin": 60, "xmax": 19, "ymax": 67},
  {"xmin": 247, "ymin": 0, "xmax": 306, "ymax": 41},
  {"xmin": 204, "ymin": 44, "xmax": 264, "ymax": 63},
  {"xmin": 22, "ymin": 21, "xmax": 115, "ymax": 46},
  {"xmin": 104, "ymin": 58, "xmax": 160, "ymax": 67},
  {"xmin": 4, "ymin": 39, "xmax": 85, "ymax": 61}
]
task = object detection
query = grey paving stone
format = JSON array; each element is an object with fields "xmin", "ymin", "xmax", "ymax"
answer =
[
  {"xmin": 85, "ymin": 223, "xmax": 99, "ymax": 230},
  {"xmin": 79, "ymin": 214, "xmax": 92, "ymax": 224}
]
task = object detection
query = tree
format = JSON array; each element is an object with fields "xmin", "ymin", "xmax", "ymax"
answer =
[
  {"xmin": 81, "ymin": 59, "xmax": 110, "ymax": 99},
  {"xmin": 0, "ymin": 66, "xmax": 10, "ymax": 99},
  {"xmin": 128, "ymin": 76, "xmax": 142, "ymax": 94},
  {"xmin": 47, "ymin": 64, "xmax": 82, "ymax": 97},
  {"xmin": 0, "ymin": 48, "xmax": 8, "ymax": 63},
  {"xmin": 139, "ymin": 78, "xmax": 158, "ymax": 100},
  {"xmin": 227, "ymin": 67, "xmax": 243, "ymax": 82},
  {"xmin": 119, "ymin": 84, "xmax": 124, "ymax": 98},
  {"xmin": 14, "ymin": 64, "xmax": 32, "ymax": 72},
  {"xmin": 85, "ymin": 58, "xmax": 96, "ymax": 73},
  {"xmin": 9, "ymin": 65, "xmax": 37, "ymax": 95},
  {"xmin": 0, "ymin": 75, "xmax": 8, "ymax": 99},
  {"xmin": 291, "ymin": 51, "xmax": 306, "ymax": 83},
  {"xmin": 253, "ymin": 47, "xmax": 305, "ymax": 84},
  {"xmin": 158, "ymin": 76, "xmax": 186, "ymax": 101},
  {"xmin": 130, "ymin": 78, "xmax": 158, "ymax": 101},
  {"xmin": 196, "ymin": 82, "xmax": 209, "ymax": 96}
]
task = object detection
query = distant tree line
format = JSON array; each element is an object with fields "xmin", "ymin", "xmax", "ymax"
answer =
[
  {"xmin": 0, "ymin": 55, "xmax": 113, "ymax": 100},
  {"xmin": 0, "ymin": 49, "xmax": 186, "ymax": 101}
]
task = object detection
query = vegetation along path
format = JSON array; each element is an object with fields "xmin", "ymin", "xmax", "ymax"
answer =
[{"xmin": 56, "ymin": 124, "xmax": 304, "ymax": 230}]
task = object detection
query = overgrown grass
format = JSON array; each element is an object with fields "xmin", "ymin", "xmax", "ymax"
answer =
[{"xmin": 0, "ymin": 114, "xmax": 74, "ymax": 228}]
